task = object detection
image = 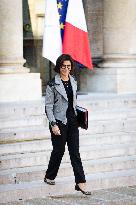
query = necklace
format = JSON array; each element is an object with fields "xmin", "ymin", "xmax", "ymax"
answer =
[{"xmin": 62, "ymin": 80, "xmax": 69, "ymax": 87}]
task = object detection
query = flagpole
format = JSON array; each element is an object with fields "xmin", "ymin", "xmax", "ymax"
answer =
[{"xmin": 49, "ymin": 60, "xmax": 52, "ymax": 81}]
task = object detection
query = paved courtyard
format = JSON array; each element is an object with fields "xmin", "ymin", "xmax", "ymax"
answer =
[{"xmin": 1, "ymin": 186, "xmax": 136, "ymax": 205}]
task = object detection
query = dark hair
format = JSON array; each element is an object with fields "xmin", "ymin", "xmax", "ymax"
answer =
[{"xmin": 54, "ymin": 54, "xmax": 74, "ymax": 74}]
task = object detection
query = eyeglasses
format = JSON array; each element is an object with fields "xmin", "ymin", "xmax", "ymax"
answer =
[{"xmin": 61, "ymin": 64, "xmax": 71, "ymax": 70}]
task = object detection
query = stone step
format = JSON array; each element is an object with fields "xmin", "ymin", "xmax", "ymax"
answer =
[
  {"xmin": 0, "ymin": 125, "xmax": 50, "ymax": 144},
  {"xmin": 0, "ymin": 100, "xmax": 45, "ymax": 118},
  {"xmin": 0, "ymin": 155, "xmax": 136, "ymax": 185},
  {"xmin": 87, "ymin": 108, "xmax": 136, "ymax": 121},
  {"xmin": 0, "ymin": 143, "xmax": 136, "ymax": 170},
  {"xmin": 88, "ymin": 117, "xmax": 136, "ymax": 133},
  {"xmin": 0, "ymin": 115, "xmax": 47, "ymax": 130},
  {"xmin": 77, "ymin": 93, "xmax": 136, "ymax": 110},
  {"xmin": 87, "ymin": 109, "xmax": 136, "ymax": 134},
  {"xmin": 0, "ymin": 132, "xmax": 136, "ymax": 155},
  {"xmin": 0, "ymin": 169, "xmax": 136, "ymax": 203}
]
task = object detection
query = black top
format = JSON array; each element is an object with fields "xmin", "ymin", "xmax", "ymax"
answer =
[{"xmin": 61, "ymin": 79, "xmax": 75, "ymax": 119}]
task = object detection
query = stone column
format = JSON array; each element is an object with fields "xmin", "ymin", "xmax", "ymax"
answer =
[
  {"xmin": 83, "ymin": 0, "xmax": 136, "ymax": 93},
  {"xmin": 0, "ymin": 0, "xmax": 42, "ymax": 102},
  {"xmin": 102, "ymin": 0, "xmax": 136, "ymax": 69},
  {"xmin": 0, "ymin": 0, "xmax": 29, "ymax": 74}
]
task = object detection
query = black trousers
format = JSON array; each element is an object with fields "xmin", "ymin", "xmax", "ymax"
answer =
[{"xmin": 45, "ymin": 114, "xmax": 86, "ymax": 184}]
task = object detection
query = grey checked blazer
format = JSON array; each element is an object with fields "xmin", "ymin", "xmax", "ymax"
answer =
[{"xmin": 45, "ymin": 74, "xmax": 77, "ymax": 124}]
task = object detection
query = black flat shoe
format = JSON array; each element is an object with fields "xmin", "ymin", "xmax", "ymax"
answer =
[
  {"xmin": 75, "ymin": 184, "xmax": 91, "ymax": 195},
  {"xmin": 44, "ymin": 177, "xmax": 55, "ymax": 185}
]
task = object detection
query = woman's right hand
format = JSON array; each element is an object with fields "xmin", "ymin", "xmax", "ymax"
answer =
[{"xmin": 52, "ymin": 125, "xmax": 61, "ymax": 135}]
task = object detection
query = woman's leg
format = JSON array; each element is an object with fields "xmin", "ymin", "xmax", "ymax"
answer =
[
  {"xmin": 67, "ymin": 118, "xmax": 86, "ymax": 184},
  {"xmin": 45, "ymin": 121, "xmax": 67, "ymax": 180}
]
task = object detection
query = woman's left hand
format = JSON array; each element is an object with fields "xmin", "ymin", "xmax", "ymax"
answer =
[{"xmin": 52, "ymin": 125, "xmax": 61, "ymax": 135}]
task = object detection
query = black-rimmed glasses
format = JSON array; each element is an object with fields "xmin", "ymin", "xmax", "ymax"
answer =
[{"xmin": 61, "ymin": 64, "xmax": 71, "ymax": 70}]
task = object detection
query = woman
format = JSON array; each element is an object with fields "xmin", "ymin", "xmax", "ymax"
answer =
[{"xmin": 44, "ymin": 54, "xmax": 91, "ymax": 195}]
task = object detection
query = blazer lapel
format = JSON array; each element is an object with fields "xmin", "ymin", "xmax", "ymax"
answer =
[
  {"xmin": 69, "ymin": 75, "xmax": 77, "ymax": 98},
  {"xmin": 55, "ymin": 74, "xmax": 68, "ymax": 101},
  {"xmin": 69, "ymin": 75, "xmax": 77, "ymax": 107}
]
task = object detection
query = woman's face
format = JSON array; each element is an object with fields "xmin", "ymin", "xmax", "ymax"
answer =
[{"xmin": 60, "ymin": 60, "xmax": 71, "ymax": 78}]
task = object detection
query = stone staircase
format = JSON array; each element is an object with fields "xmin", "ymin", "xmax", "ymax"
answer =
[
  {"xmin": 0, "ymin": 93, "xmax": 136, "ymax": 203},
  {"xmin": 0, "ymin": 100, "xmax": 48, "ymax": 144}
]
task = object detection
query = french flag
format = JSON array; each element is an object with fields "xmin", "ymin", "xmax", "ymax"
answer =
[{"xmin": 42, "ymin": 0, "xmax": 93, "ymax": 70}]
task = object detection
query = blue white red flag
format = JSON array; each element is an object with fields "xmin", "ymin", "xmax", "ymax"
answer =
[{"xmin": 42, "ymin": 0, "xmax": 93, "ymax": 69}]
